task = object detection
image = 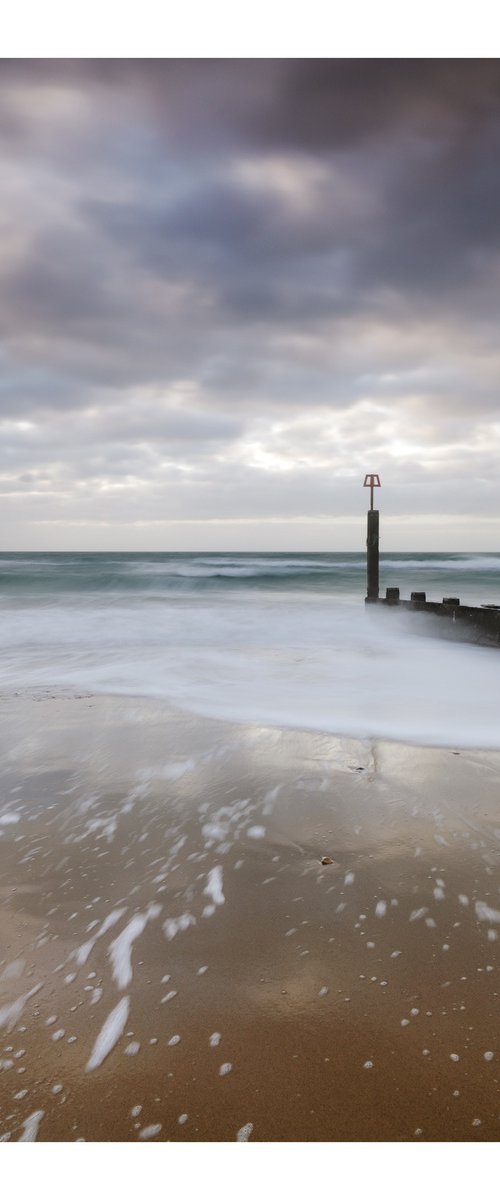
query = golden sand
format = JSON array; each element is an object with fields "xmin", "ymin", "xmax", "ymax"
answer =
[{"xmin": 0, "ymin": 693, "xmax": 499, "ymax": 1141}]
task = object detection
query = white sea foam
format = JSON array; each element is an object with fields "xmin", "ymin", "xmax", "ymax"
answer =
[
  {"xmin": 139, "ymin": 1124, "xmax": 162, "ymax": 1139},
  {"xmin": 75, "ymin": 907, "xmax": 127, "ymax": 966},
  {"xmin": 204, "ymin": 866, "xmax": 225, "ymax": 907},
  {"xmin": 409, "ymin": 908, "xmax": 428, "ymax": 922},
  {"xmin": 163, "ymin": 913, "xmax": 196, "ymax": 941},
  {"xmin": 86, "ymin": 996, "xmax": 130, "ymax": 1072},
  {"xmin": 202, "ymin": 821, "xmax": 228, "ymax": 843},
  {"xmin": 3, "ymin": 564, "xmax": 500, "ymax": 750},
  {"xmin": 236, "ymin": 1123, "xmax": 254, "ymax": 1141},
  {"xmin": 262, "ymin": 785, "xmax": 282, "ymax": 814},
  {"xmin": 108, "ymin": 904, "xmax": 161, "ymax": 988},
  {"xmin": 0, "ymin": 983, "xmax": 43, "ymax": 1031},
  {"xmin": 18, "ymin": 1110, "xmax": 44, "ymax": 1142},
  {"xmin": 475, "ymin": 901, "xmax": 500, "ymax": 924},
  {"xmin": 75, "ymin": 814, "xmax": 117, "ymax": 844},
  {"xmin": 158, "ymin": 760, "xmax": 195, "ymax": 780},
  {"xmin": 0, "ymin": 959, "xmax": 25, "ymax": 982}
]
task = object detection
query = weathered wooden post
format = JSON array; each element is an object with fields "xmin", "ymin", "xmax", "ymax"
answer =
[{"xmin": 364, "ymin": 474, "xmax": 381, "ymax": 602}]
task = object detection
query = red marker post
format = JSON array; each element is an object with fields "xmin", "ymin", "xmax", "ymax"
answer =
[{"xmin": 363, "ymin": 474, "xmax": 381, "ymax": 601}]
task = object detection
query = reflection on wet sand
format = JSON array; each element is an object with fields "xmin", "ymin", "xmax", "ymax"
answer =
[{"xmin": 0, "ymin": 692, "xmax": 499, "ymax": 1141}]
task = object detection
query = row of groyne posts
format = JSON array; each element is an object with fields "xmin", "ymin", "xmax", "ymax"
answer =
[{"xmin": 363, "ymin": 474, "xmax": 500, "ymax": 648}]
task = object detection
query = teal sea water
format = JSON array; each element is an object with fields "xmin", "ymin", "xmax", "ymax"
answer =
[
  {"xmin": 1, "ymin": 552, "xmax": 499, "ymax": 748},
  {"xmin": 1, "ymin": 550, "xmax": 500, "ymax": 598}
]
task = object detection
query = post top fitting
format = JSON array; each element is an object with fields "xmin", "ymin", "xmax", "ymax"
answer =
[{"xmin": 363, "ymin": 474, "xmax": 381, "ymax": 511}]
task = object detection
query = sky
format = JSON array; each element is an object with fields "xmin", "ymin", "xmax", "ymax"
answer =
[{"xmin": 2, "ymin": 57, "xmax": 500, "ymax": 551}]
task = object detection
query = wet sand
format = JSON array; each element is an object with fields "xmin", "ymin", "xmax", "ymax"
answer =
[{"xmin": 0, "ymin": 690, "xmax": 499, "ymax": 1142}]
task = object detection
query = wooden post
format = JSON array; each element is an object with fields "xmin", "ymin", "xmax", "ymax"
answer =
[
  {"xmin": 366, "ymin": 508, "xmax": 379, "ymax": 600},
  {"xmin": 363, "ymin": 475, "xmax": 381, "ymax": 603}
]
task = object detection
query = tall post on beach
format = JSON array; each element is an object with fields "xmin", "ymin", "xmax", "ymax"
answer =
[{"xmin": 363, "ymin": 474, "xmax": 381, "ymax": 602}]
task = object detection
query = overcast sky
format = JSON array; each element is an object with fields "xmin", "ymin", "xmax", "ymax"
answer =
[{"xmin": 2, "ymin": 58, "xmax": 500, "ymax": 550}]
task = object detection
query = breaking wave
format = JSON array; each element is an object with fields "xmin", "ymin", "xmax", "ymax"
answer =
[{"xmin": 1, "ymin": 552, "xmax": 500, "ymax": 749}]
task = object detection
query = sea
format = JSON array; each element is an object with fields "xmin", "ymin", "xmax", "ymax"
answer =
[{"xmin": 1, "ymin": 551, "xmax": 500, "ymax": 749}]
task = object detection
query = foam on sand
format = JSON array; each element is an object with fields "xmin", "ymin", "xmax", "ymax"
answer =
[
  {"xmin": 85, "ymin": 996, "xmax": 130, "ymax": 1072},
  {"xmin": 139, "ymin": 1124, "xmax": 162, "ymax": 1139},
  {"xmin": 0, "ymin": 958, "xmax": 25, "ymax": 982},
  {"xmin": 163, "ymin": 913, "xmax": 196, "ymax": 941},
  {"xmin": 475, "ymin": 901, "xmax": 500, "ymax": 924},
  {"xmin": 0, "ymin": 983, "xmax": 43, "ymax": 1031},
  {"xmin": 18, "ymin": 1110, "xmax": 44, "ymax": 1142},
  {"xmin": 75, "ymin": 907, "xmax": 127, "ymax": 966},
  {"xmin": 203, "ymin": 866, "xmax": 225, "ymax": 907},
  {"xmin": 236, "ymin": 1123, "xmax": 253, "ymax": 1141},
  {"xmin": 109, "ymin": 904, "xmax": 161, "ymax": 988}
]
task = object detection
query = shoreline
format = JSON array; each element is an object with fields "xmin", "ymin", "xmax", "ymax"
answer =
[
  {"xmin": 2, "ymin": 682, "xmax": 500, "ymax": 755},
  {"xmin": 1, "ymin": 691, "xmax": 500, "ymax": 1141}
]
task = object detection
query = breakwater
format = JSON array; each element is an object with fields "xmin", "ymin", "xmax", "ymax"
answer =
[{"xmin": 366, "ymin": 589, "xmax": 500, "ymax": 647}]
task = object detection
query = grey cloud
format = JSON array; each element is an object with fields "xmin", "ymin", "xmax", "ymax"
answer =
[
  {"xmin": 1, "ymin": 60, "xmax": 500, "ymax": 546},
  {"xmin": 4, "ymin": 59, "xmax": 500, "ymax": 151}
]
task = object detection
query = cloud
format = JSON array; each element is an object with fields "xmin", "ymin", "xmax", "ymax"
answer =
[{"xmin": 1, "ymin": 59, "xmax": 500, "ymax": 547}]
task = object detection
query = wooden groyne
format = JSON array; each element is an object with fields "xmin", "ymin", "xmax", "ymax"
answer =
[
  {"xmin": 366, "ymin": 589, "xmax": 500, "ymax": 648},
  {"xmin": 363, "ymin": 474, "xmax": 500, "ymax": 648}
]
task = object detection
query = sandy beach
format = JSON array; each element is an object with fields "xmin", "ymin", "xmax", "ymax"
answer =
[{"xmin": 0, "ymin": 690, "xmax": 499, "ymax": 1142}]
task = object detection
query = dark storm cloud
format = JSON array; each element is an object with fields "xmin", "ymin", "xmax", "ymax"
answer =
[
  {"xmin": 7, "ymin": 57, "xmax": 497, "ymax": 149},
  {"xmin": 247, "ymin": 59, "xmax": 500, "ymax": 147},
  {"xmin": 2, "ymin": 58, "xmax": 500, "ymax": 546},
  {"xmin": 83, "ymin": 185, "xmax": 355, "ymax": 330},
  {"xmin": 73, "ymin": 61, "xmax": 500, "ymax": 323}
]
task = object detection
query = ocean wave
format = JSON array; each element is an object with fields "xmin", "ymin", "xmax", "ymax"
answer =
[
  {"xmin": 1, "ymin": 553, "xmax": 500, "ymax": 579},
  {"xmin": 378, "ymin": 556, "xmax": 500, "ymax": 572},
  {"xmin": 1, "ymin": 597, "xmax": 500, "ymax": 749},
  {"xmin": 121, "ymin": 558, "xmax": 358, "ymax": 577}
]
